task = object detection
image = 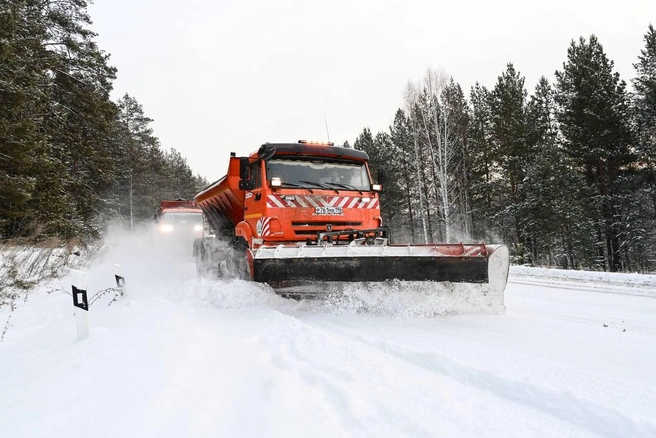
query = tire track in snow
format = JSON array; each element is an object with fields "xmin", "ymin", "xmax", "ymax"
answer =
[
  {"xmin": 255, "ymin": 310, "xmax": 436, "ymax": 438},
  {"xmin": 255, "ymin": 310, "xmax": 601, "ymax": 437},
  {"xmin": 305, "ymin": 318, "xmax": 656, "ymax": 438}
]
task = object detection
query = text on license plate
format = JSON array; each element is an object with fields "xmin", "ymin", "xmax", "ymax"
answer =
[{"xmin": 315, "ymin": 206, "xmax": 343, "ymax": 215}]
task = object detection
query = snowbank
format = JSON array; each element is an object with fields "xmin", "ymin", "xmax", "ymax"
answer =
[{"xmin": 510, "ymin": 266, "xmax": 656, "ymax": 297}]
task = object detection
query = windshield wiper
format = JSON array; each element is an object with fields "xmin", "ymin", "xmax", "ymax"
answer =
[
  {"xmin": 324, "ymin": 182, "xmax": 363, "ymax": 195},
  {"xmin": 279, "ymin": 182, "xmax": 313, "ymax": 193},
  {"xmin": 298, "ymin": 180, "xmax": 339, "ymax": 194}
]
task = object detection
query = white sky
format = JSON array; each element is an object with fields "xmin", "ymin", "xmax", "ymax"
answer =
[{"xmin": 88, "ymin": 0, "xmax": 653, "ymax": 181}]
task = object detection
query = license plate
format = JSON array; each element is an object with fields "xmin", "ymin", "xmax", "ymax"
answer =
[{"xmin": 315, "ymin": 206, "xmax": 343, "ymax": 215}]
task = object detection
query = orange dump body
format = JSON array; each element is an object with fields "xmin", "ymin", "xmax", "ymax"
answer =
[
  {"xmin": 193, "ymin": 157, "xmax": 245, "ymax": 235},
  {"xmin": 194, "ymin": 144, "xmax": 381, "ymax": 248}
]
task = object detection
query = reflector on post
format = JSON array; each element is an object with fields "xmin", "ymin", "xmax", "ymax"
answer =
[
  {"xmin": 114, "ymin": 264, "xmax": 125, "ymax": 296},
  {"xmin": 70, "ymin": 269, "xmax": 89, "ymax": 341}
]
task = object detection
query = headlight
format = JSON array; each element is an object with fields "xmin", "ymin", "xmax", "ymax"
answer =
[
  {"xmin": 193, "ymin": 224, "xmax": 203, "ymax": 232},
  {"xmin": 160, "ymin": 224, "xmax": 174, "ymax": 233}
]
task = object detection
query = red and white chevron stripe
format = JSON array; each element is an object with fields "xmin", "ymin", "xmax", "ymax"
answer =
[
  {"xmin": 256, "ymin": 217, "xmax": 272, "ymax": 236},
  {"xmin": 266, "ymin": 195, "xmax": 379, "ymax": 210}
]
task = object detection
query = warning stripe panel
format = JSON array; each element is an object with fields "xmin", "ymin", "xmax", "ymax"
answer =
[
  {"xmin": 256, "ymin": 217, "xmax": 272, "ymax": 236},
  {"xmin": 266, "ymin": 195, "xmax": 380, "ymax": 209}
]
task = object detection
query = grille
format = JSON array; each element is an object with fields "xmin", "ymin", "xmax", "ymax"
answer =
[
  {"xmin": 291, "ymin": 221, "xmax": 362, "ymax": 227},
  {"xmin": 293, "ymin": 222, "xmax": 362, "ymax": 236}
]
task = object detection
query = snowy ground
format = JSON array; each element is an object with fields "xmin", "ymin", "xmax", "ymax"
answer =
[{"xmin": 1, "ymin": 236, "xmax": 655, "ymax": 437}]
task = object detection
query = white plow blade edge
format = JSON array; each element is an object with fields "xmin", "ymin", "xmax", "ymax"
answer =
[
  {"xmin": 327, "ymin": 245, "xmax": 510, "ymax": 316},
  {"xmin": 253, "ymin": 244, "xmax": 510, "ymax": 315}
]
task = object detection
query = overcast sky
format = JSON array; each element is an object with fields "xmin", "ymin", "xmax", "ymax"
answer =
[{"xmin": 88, "ymin": 0, "xmax": 653, "ymax": 181}]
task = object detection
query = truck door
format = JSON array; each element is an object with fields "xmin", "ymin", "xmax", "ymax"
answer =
[{"xmin": 243, "ymin": 160, "xmax": 265, "ymax": 237}]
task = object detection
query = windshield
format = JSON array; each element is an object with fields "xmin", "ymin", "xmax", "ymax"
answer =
[
  {"xmin": 266, "ymin": 159, "xmax": 371, "ymax": 191},
  {"xmin": 160, "ymin": 212, "xmax": 202, "ymax": 224}
]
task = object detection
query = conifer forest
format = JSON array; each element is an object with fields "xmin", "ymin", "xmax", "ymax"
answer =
[
  {"xmin": 354, "ymin": 29, "xmax": 656, "ymax": 273},
  {"xmin": 0, "ymin": 1, "xmax": 207, "ymax": 240},
  {"xmin": 1, "ymin": 1, "xmax": 655, "ymax": 272}
]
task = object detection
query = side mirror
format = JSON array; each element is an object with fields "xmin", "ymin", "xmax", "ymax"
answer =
[
  {"xmin": 239, "ymin": 157, "xmax": 249, "ymax": 180},
  {"xmin": 238, "ymin": 157, "xmax": 254, "ymax": 190},
  {"xmin": 377, "ymin": 168, "xmax": 386, "ymax": 185},
  {"xmin": 153, "ymin": 214, "xmax": 158, "ymax": 222},
  {"xmin": 258, "ymin": 145, "xmax": 276, "ymax": 161}
]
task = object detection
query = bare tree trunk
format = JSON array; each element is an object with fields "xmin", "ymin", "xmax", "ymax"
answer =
[
  {"xmin": 401, "ymin": 150, "xmax": 416, "ymax": 243},
  {"xmin": 129, "ymin": 176, "xmax": 134, "ymax": 231},
  {"xmin": 412, "ymin": 122, "xmax": 428, "ymax": 243}
]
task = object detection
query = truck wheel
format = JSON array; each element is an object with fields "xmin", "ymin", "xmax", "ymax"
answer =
[
  {"xmin": 195, "ymin": 244, "xmax": 210, "ymax": 277},
  {"xmin": 226, "ymin": 248, "xmax": 249, "ymax": 280},
  {"xmin": 195, "ymin": 248, "xmax": 205, "ymax": 276}
]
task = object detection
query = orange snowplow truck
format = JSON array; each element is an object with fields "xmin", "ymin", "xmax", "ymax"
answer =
[{"xmin": 193, "ymin": 141, "xmax": 509, "ymax": 308}]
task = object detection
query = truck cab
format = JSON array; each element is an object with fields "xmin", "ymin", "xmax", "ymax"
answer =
[{"xmin": 236, "ymin": 141, "xmax": 383, "ymax": 248}]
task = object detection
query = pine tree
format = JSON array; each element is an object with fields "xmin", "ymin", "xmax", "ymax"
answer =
[
  {"xmin": 523, "ymin": 77, "xmax": 596, "ymax": 267},
  {"xmin": 467, "ymin": 83, "xmax": 498, "ymax": 241},
  {"xmin": 1, "ymin": 0, "xmax": 117, "ymax": 238},
  {"xmin": 625, "ymin": 24, "xmax": 656, "ymax": 271},
  {"xmin": 389, "ymin": 109, "xmax": 418, "ymax": 242},
  {"xmin": 633, "ymin": 25, "xmax": 656, "ymax": 163},
  {"xmin": 353, "ymin": 128, "xmax": 406, "ymax": 235},
  {"xmin": 0, "ymin": 1, "xmax": 49, "ymax": 237},
  {"xmin": 162, "ymin": 148, "xmax": 203, "ymax": 200},
  {"xmin": 404, "ymin": 83, "xmax": 430, "ymax": 243},
  {"xmin": 633, "ymin": 25, "xmax": 656, "ymax": 216},
  {"xmin": 111, "ymin": 94, "xmax": 160, "ymax": 229},
  {"xmin": 489, "ymin": 63, "xmax": 529, "ymax": 248},
  {"xmin": 555, "ymin": 35, "xmax": 635, "ymax": 271}
]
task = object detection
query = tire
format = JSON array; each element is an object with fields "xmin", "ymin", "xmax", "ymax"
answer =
[
  {"xmin": 225, "ymin": 247, "xmax": 249, "ymax": 280},
  {"xmin": 195, "ymin": 245, "xmax": 205, "ymax": 277}
]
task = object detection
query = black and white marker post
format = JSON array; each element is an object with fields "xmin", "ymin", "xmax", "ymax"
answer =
[
  {"xmin": 70, "ymin": 269, "xmax": 89, "ymax": 341},
  {"xmin": 114, "ymin": 264, "xmax": 125, "ymax": 296}
]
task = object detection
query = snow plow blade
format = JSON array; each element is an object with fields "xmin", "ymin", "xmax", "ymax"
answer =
[{"xmin": 252, "ymin": 243, "xmax": 509, "ymax": 313}]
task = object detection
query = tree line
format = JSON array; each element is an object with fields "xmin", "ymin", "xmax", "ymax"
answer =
[
  {"xmin": 354, "ymin": 27, "xmax": 656, "ymax": 272},
  {"xmin": 2, "ymin": 2, "xmax": 654, "ymax": 272},
  {"xmin": 0, "ymin": 0, "xmax": 206, "ymax": 240}
]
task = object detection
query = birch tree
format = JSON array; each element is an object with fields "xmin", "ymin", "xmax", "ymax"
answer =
[{"xmin": 408, "ymin": 69, "xmax": 468, "ymax": 243}]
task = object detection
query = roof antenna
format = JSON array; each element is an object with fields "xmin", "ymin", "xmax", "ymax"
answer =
[{"xmin": 324, "ymin": 113, "xmax": 331, "ymax": 143}]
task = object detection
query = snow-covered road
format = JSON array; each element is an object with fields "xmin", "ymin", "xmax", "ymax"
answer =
[{"xmin": 1, "ymin": 252, "xmax": 655, "ymax": 437}]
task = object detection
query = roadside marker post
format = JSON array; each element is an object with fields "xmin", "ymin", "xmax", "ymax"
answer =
[
  {"xmin": 114, "ymin": 264, "xmax": 125, "ymax": 296},
  {"xmin": 70, "ymin": 269, "xmax": 89, "ymax": 341}
]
